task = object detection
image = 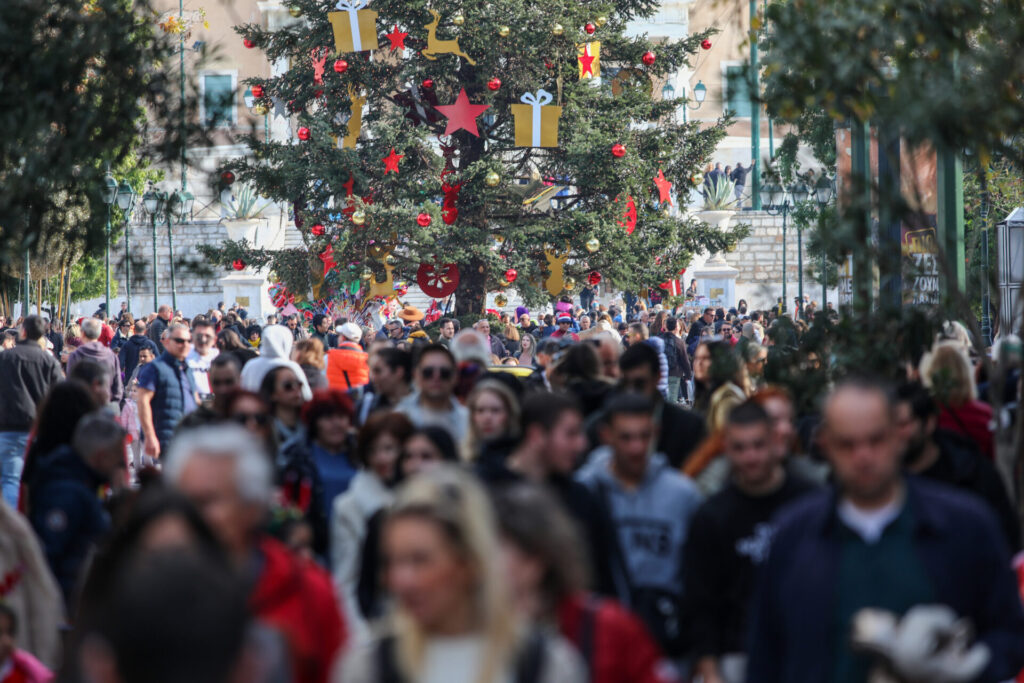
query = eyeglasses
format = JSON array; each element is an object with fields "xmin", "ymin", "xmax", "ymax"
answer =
[
  {"xmin": 232, "ymin": 412, "xmax": 271, "ymax": 427},
  {"xmin": 420, "ymin": 366, "xmax": 453, "ymax": 380},
  {"xmin": 169, "ymin": 337, "xmax": 190, "ymax": 344}
]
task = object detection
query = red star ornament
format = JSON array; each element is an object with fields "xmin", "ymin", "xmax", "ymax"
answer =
[
  {"xmin": 654, "ymin": 169, "xmax": 673, "ymax": 206},
  {"xmin": 382, "ymin": 148, "xmax": 404, "ymax": 174},
  {"xmin": 436, "ymin": 88, "xmax": 490, "ymax": 137},
  {"xmin": 578, "ymin": 44, "xmax": 596, "ymax": 77},
  {"xmin": 385, "ymin": 25, "xmax": 409, "ymax": 51},
  {"xmin": 319, "ymin": 244, "xmax": 337, "ymax": 276}
]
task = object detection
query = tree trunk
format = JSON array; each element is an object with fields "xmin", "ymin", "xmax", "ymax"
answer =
[{"xmin": 454, "ymin": 256, "xmax": 486, "ymax": 317}]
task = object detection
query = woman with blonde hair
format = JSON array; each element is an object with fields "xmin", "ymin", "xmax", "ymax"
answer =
[
  {"xmin": 517, "ymin": 333, "xmax": 537, "ymax": 367},
  {"xmin": 463, "ymin": 379, "xmax": 521, "ymax": 462},
  {"xmin": 293, "ymin": 337, "xmax": 328, "ymax": 390},
  {"xmin": 339, "ymin": 466, "xmax": 584, "ymax": 683},
  {"xmin": 501, "ymin": 323, "xmax": 522, "ymax": 358},
  {"xmin": 920, "ymin": 341, "xmax": 994, "ymax": 458}
]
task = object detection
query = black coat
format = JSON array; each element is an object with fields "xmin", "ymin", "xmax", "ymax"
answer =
[
  {"xmin": 147, "ymin": 316, "xmax": 168, "ymax": 353},
  {"xmin": 119, "ymin": 334, "xmax": 158, "ymax": 383},
  {"xmin": 0, "ymin": 340, "xmax": 63, "ymax": 431}
]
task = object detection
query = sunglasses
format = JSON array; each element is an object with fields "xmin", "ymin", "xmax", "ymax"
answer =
[
  {"xmin": 233, "ymin": 412, "xmax": 271, "ymax": 427},
  {"xmin": 169, "ymin": 337, "xmax": 190, "ymax": 344},
  {"xmin": 420, "ymin": 366, "xmax": 453, "ymax": 380}
]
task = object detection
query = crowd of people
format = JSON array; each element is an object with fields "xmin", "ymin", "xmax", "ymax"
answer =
[{"xmin": 0, "ymin": 294, "xmax": 1022, "ymax": 683}]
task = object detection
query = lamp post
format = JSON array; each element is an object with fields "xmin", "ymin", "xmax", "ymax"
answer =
[
  {"xmin": 681, "ymin": 80, "xmax": 707, "ymax": 124},
  {"xmin": 760, "ymin": 181, "xmax": 791, "ymax": 312},
  {"xmin": 790, "ymin": 180, "xmax": 811, "ymax": 307},
  {"xmin": 979, "ymin": 189, "xmax": 992, "ymax": 347},
  {"xmin": 101, "ymin": 169, "xmax": 118, "ymax": 316},
  {"xmin": 142, "ymin": 186, "xmax": 163, "ymax": 314},
  {"xmin": 163, "ymin": 188, "xmax": 193, "ymax": 313},
  {"xmin": 813, "ymin": 174, "xmax": 836, "ymax": 309},
  {"xmin": 115, "ymin": 180, "xmax": 138, "ymax": 314}
]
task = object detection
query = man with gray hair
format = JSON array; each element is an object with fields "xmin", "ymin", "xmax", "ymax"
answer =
[
  {"xmin": 165, "ymin": 424, "xmax": 347, "ymax": 681},
  {"xmin": 28, "ymin": 411, "xmax": 126, "ymax": 608},
  {"xmin": 67, "ymin": 317, "xmax": 123, "ymax": 405}
]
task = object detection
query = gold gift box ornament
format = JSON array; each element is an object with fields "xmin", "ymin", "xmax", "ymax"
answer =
[
  {"xmin": 328, "ymin": 0, "xmax": 379, "ymax": 53},
  {"xmin": 511, "ymin": 89, "xmax": 562, "ymax": 148}
]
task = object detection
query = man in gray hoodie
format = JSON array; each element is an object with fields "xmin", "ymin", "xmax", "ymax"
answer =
[
  {"xmin": 67, "ymin": 317, "xmax": 123, "ymax": 406},
  {"xmin": 576, "ymin": 393, "xmax": 703, "ymax": 658}
]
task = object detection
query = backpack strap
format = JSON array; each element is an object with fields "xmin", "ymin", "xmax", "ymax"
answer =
[
  {"xmin": 376, "ymin": 635, "xmax": 404, "ymax": 683},
  {"xmin": 514, "ymin": 630, "xmax": 547, "ymax": 683}
]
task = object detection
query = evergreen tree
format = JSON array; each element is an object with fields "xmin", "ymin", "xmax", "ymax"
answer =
[{"xmin": 213, "ymin": 0, "xmax": 741, "ymax": 314}]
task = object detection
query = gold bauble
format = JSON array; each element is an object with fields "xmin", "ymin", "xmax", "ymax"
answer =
[
  {"xmin": 452, "ymin": 13, "xmax": 465, "ymax": 26},
  {"xmin": 563, "ymin": 276, "xmax": 577, "ymax": 291},
  {"xmin": 552, "ymin": 23, "xmax": 564, "ymax": 36},
  {"xmin": 360, "ymin": 269, "xmax": 372, "ymax": 281},
  {"xmin": 662, "ymin": 206, "xmax": 672, "ymax": 218},
  {"xmin": 351, "ymin": 210, "xmax": 366, "ymax": 225},
  {"xmin": 485, "ymin": 170, "xmax": 500, "ymax": 187},
  {"xmin": 384, "ymin": 254, "xmax": 396, "ymax": 266},
  {"xmin": 499, "ymin": 279, "xmax": 510, "ymax": 288},
  {"xmin": 495, "ymin": 293, "xmax": 508, "ymax": 307},
  {"xmin": 595, "ymin": 15, "xmax": 608, "ymax": 27},
  {"xmin": 253, "ymin": 103, "xmax": 269, "ymax": 116},
  {"xmin": 498, "ymin": 25, "xmax": 510, "ymax": 37},
  {"xmin": 585, "ymin": 237, "xmax": 600, "ymax": 253},
  {"xmin": 288, "ymin": 4, "xmax": 303, "ymax": 17},
  {"xmin": 495, "ymin": 235, "xmax": 505, "ymax": 243}
]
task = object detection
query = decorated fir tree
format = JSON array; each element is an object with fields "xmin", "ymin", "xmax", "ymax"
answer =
[{"xmin": 210, "ymin": 0, "xmax": 741, "ymax": 315}]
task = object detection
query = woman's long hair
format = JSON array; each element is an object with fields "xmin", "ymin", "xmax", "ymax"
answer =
[
  {"xmin": 463, "ymin": 380, "xmax": 521, "ymax": 462},
  {"xmin": 387, "ymin": 466, "xmax": 520, "ymax": 683}
]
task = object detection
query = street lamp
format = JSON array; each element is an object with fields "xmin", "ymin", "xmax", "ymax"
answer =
[
  {"xmin": 163, "ymin": 189, "xmax": 192, "ymax": 313},
  {"xmin": 814, "ymin": 174, "xmax": 835, "ymax": 309},
  {"xmin": 681, "ymin": 80, "xmax": 707, "ymax": 124},
  {"xmin": 760, "ymin": 180, "xmax": 793, "ymax": 313},
  {"xmin": 791, "ymin": 180, "xmax": 811, "ymax": 308},
  {"xmin": 115, "ymin": 180, "xmax": 138, "ymax": 314},
  {"xmin": 142, "ymin": 185, "xmax": 164, "ymax": 314},
  {"xmin": 101, "ymin": 170, "xmax": 118, "ymax": 316},
  {"xmin": 979, "ymin": 189, "xmax": 992, "ymax": 346}
]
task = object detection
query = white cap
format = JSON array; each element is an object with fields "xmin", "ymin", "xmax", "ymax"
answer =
[{"xmin": 337, "ymin": 322, "xmax": 362, "ymax": 342}]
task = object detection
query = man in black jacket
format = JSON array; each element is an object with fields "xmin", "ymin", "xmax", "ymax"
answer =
[
  {"xmin": 617, "ymin": 342, "xmax": 705, "ymax": 467},
  {"xmin": 684, "ymin": 401, "xmax": 818, "ymax": 683},
  {"xmin": 686, "ymin": 307, "xmax": 716, "ymax": 352},
  {"xmin": 895, "ymin": 381, "xmax": 1021, "ymax": 550},
  {"xmin": 148, "ymin": 305, "xmax": 172, "ymax": 353},
  {"xmin": 661, "ymin": 317, "xmax": 692, "ymax": 403},
  {"xmin": 0, "ymin": 315, "xmax": 63, "ymax": 507}
]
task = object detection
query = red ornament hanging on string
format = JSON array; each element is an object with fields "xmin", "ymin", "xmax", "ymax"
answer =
[
  {"xmin": 701, "ymin": 39, "xmax": 712, "ymax": 50},
  {"xmin": 421, "ymin": 78, "xmax": 434, "ymax": 89},
  {"xmin": 334, "ymin": 58, "xmax": 348, "ymax": 73},
  {"xmin": 251, "ymin": 85, "xmax": 264, "ymax": 99},
  {"xmin": 416, "ymin": 212, "xmax": 432, "ymax": 227},
  {"xmin": 588, "ymin": 271, "xmax": 602, "ymax": 286},
  {"xmin": 584, "ymin": 22, "xmax": 596, "ymax": 34},
  {"xmin": 232, "ymin": 259, "xmax": 246, "ymax": 271},
  {"xmin": 487, "ymin": 78, "xmax": 501, "ymax": 91},
  {"xmin": 642, "ymin": 51, "xmax": 656, "ymax": 66},
  {"xmin": 504, "ymin": 268, "xmax": 518, "ymax": 283},
  {"xmin": 417, "ymin": 263, "xmax": 460, "ymax": 298},
  {"xmin": 611, "ymin": 143, "xmax": 626, "ymax": 157},
  {"xmin": 220, "ymin": 171, "xmax": 235, "ymax": 185},
  {"xmin": 297, "ymin": 126, "xmax": 311, "ymax": 141},
  {"xmin": 311, "ymin": 223, "xmax": 325, "ymax": 236},
  {"xmin": 243, "ymin": 37, "xmax": 255, "ymax": 49}
]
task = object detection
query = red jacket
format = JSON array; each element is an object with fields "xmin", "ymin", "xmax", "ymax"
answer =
[
  {"xmin": 938, "ymin": 400, "xmax": 994, "ymax": 459},
  {"xmin": 326, "ymin": 342, "xmax": 369, "ymax": 390},
  {"xmin": 250, "ymin": 537, "xmax": 346, "ymax": 683},
  {"xmin": 557, "ymin": 594, "xmax": 677, "ymax": 683}
]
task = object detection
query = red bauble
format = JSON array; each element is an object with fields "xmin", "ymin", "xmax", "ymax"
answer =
[
  {"xmin": 232, "ymin": 259, "xmax": 246, "ymax": 271},
  {"xmin": 333, "ymin": 58, "xmax": 348, "ymax": 73},
  {"xmin": 588, "ymin": 271, "xmax": 602, "ymax": 285},
  {"xmin": 416, "ymin": 212, "xmax": 432, "ymax": 227},
  {"xmin": 251, "ymin": 85, "xmax": 264, "ymax": 99},
  {"xmin": 220, "ymin": 170, "xmax": 235, "ymax": 185},
  {"xmin": 584, "ymin": 22, "xmax": 596, "ymax": 34},
  {"xmin": 487, "ymin": 77, "xmax": 501, "ymax": 91},
  {"xmin": 243, "ymin": 38, "xmax": 255, "ymax": 49},
  {"xmin": 504, "ymin": 268, "xmax": 518, "ymax": 283},
  {"xmin": 611, "ymin": 143, "xmax": 626, "ymax": 157},
  {"xmin": 701, "ymin": 39, "xmax": 712, "ymax": 50},
  {"xmin": 421, "ymin": 78, "xmax": 434, "ymax": 89},
  {"xmin": 311, "ymin": 223, "xmax": 325, "ymax": 236},
  {"xmin": 297, "ymin": 126, "xmax": 311, "ymax": 141},
  {"xmin": 642, "ymin": 50, "xmax": 656, "ymax": 66}
]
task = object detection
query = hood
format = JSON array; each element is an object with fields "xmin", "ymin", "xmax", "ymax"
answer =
[
  {"xmin": 259, "ymin": 325, "xmax": 293, "ymax": 360},
  {"xmin": 74, "ymin": 341, "xmax": 113, "ymax": 361},
  {"xmin": 576, "ymin": 445, "xmax": 671, "ymax": 489},
  {"xmin": 29, "ymin": 444, "xmax": 106, "ymax": 492}
]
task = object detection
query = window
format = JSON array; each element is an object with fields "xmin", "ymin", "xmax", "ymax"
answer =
[
  {"xmin": 201, "ymin": 72, "xmax": 236, "ymax": 127},
  {"xmin": 724, "ymin": 65, "xmax": 752, "ymax": 118}
]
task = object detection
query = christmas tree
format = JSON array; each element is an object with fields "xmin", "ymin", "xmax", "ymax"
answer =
[{"xmin": 209, "ymin": 0, "xmax": 741, "ymax": 315}]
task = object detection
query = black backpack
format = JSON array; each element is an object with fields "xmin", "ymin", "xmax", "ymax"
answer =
[
  {"xmin": 376, "ymin": 630, "xmax": 547, "ymax": 683},
  {"xmin": 660, "ymin": 333, "xmax": 680, "ymax": 374}
]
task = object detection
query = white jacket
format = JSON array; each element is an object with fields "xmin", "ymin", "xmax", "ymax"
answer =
[{"xmin": 329, "ymin": 471, "xmax": 393, "ymax": 643}]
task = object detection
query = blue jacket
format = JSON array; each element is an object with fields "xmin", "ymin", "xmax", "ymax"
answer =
[
  {"xmin": 140, "ymin": 352, "xmax": 197, "ymax": 447},
  {"xmin": 28, "ymin": 445, "xmax": 110, "ymax": 608},
  {"xmin": 746, "ymin": 477, "xmax": 1024, "ymax": 683},
  {"xmin": 118, "ymin": 334, "xmax": 157, "ymax": 382}
]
